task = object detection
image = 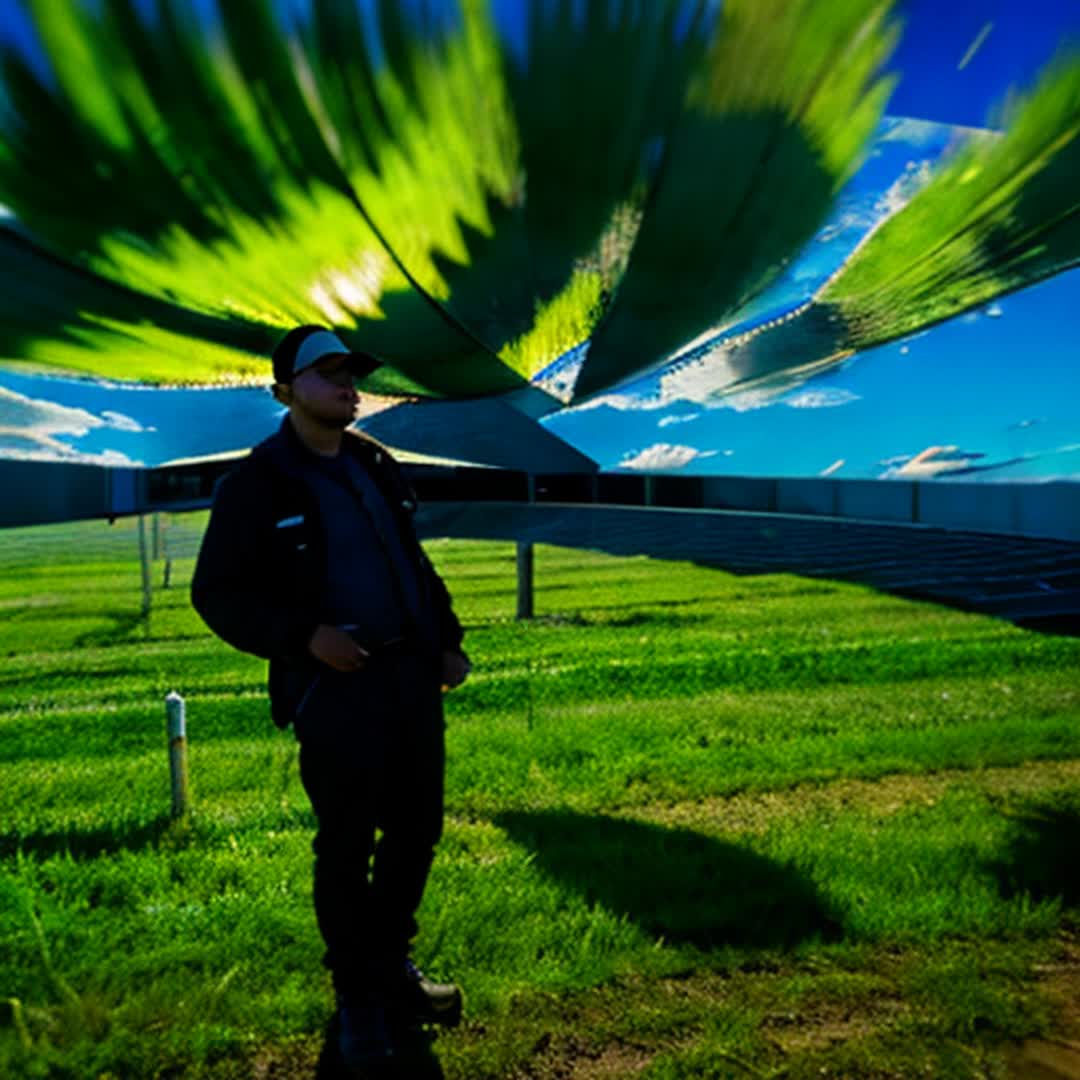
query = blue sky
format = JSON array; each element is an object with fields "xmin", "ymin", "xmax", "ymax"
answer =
[
  {"xmin": 542, "ymin": 265, "xmax": 1080, "ymax": 481},
  {"xmin": 887, "ymin": 0, "xmax": 1080, "ymax": 127},
  {"xmin": 539, "ymin": 111, "xmax": 1080, "ymax": 482}
]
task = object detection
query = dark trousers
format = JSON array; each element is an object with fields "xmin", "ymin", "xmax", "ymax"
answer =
[{"xmin": 295, "ymin": 649, "xmax": 445, "ymax": 995}]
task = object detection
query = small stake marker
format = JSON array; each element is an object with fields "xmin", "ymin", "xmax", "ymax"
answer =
[{"xmin": 166, "ymin": 692, "xmax": 190, "ymax": 818}]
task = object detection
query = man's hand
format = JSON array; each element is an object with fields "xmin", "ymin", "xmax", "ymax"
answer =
[
  {"xmin": 441, "ymin": 650, "xmax": 471, "ymax": 691},
  {"xmin": 308, "ymin": 624, "xmax": 369, "ymax": 672}
]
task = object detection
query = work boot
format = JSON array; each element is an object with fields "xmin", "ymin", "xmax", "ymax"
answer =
[
  {"xmin": 335, "ymin": 991, "xmax": 395, "ymax": 1072},
  {"xmin": 388, "ymin": 959, "xmax": 463, "ymax": 1029}
]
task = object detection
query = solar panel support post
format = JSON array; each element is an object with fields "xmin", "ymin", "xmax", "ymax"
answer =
[
  {"xmin": 517, "ymin": 541, "xmax": 534, "ymax": 620},
  {"xmin": 138, "ymin": 514, "xmax": 152, "ymax": 622},
  {"xmin": 517, "ymin": 475, "xmax": 536, "ymax": 620}
]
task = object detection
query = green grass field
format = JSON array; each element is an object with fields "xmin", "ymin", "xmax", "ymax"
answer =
[{"xmin": 1, "ymin": 519, "xmax": 1078, "ymax": 1078}]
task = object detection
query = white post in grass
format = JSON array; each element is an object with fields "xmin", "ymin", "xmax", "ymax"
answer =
[
  {"xmin": 165, "ymin": 692, "xmax": 190, "ymax": 818},
  {"xmin": 516, "ymin": 542, "xmax": 534, "ymax": 621}
]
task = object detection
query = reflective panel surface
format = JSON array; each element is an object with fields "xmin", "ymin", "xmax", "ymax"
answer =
[{"xmin": 0, "ymin": 0, "xmax": 1078, "ymax": 474}]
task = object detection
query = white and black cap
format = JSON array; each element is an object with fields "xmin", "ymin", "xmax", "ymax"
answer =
[{"xmin": 271, "ymin": 324, "xmax": 382, "ymax": 384}]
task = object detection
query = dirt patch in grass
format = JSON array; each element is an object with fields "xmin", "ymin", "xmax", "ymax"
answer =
[
  {"xmin": 214, "ymin": 931, "xmax": 1080, "ymax": 1079},
  {"xmin": 472, "ymin": 932, "xmax": 1080, "ymax": 1079},
  {"xmin": 1002, "ymin": 929, "xmax": 1080, "ymax": 1080},
  {"xmin": 761, "ymin": 998, "xmax": 905, "ymax": 1056},
  {"xmin": 630, "ymin": 758, "xmax": 1080, "ymax": 836},
  {"xmin": 507, "ymin": 1033, "xmax": 656, "ymax": 1079},
  {"xmin": 207, "ymin": 1035, "xmax": 322, "ymax": 1079},
  {"xmin": 568, "ymin": 1044, "xmax": 654, "ymax": 1078},
  {"xmin": 210, "ymin": 759, "xmax": 1080, "ymax": 1079}
]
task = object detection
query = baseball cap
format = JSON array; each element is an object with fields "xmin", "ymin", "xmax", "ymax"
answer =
[{"xmin": 271, "ymin": 325, "xmax": 382, "ymax": 385}]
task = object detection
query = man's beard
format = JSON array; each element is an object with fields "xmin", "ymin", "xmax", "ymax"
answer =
[{"xmin": 315, "ymin": 409, "xmax": 356, "ymax": 431}]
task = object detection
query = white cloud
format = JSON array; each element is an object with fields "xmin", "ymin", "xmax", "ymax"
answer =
[
  {"xmin": 959, "ymin": 304, "xmax": 1003, "ymax": 325},
  {"xmin": 720, "ymin": 388, "xmax": 785, "ymax": 412},
  {"xmin": 874, "ymin": 159, "xmax": 934, "ymax": 219},
  {"xmin": 0, "ymin": 387, "xmax": 145, "ymax": 465},
  {"xmin": 533, "ymin": 343, "xmax": 589, "ymax": 402},
  {"xmin": 0, "ymin": 387, "xmax": 105, "ymax": 437},
  {"xmin": 817, "ymin": 212, "xmax": 867, "ymax": 244},
  {"xmin": 617, "ymin": 443, "xmax": 719, "ymax": 471},
  {"xmin": 880, "ymin": 445, "xmax": 984, "ymax": 479},
  {"xmin": 658, "ymin": 412, "xmax": 700, "ymax": 428},
  {"xmin": 571, "ymin": 371, "xmax": 793, "ymax": 416},
  {"xmin": 570, "ymin": 333, "xmax": 854, "ymax": 419},
  {"xmin": 656, "ymin": 359, "xmax": 736, "ymax": 407},
  {"xmin": 656, "ymin": 321, "xmax": 828, "ymax": 410},
  {"xmin": 817, "ymin": 157, "xmax": 935, "ymax": 247},
  {"xmin": 877, "ymin": 117, "xmax": 950, "ymax": 148},
  {"xmin": 565, "ymin": 391, "xmax": 669, "ymax": 414},
  {"xmin": 0, "ymin": 430, "xmax": 141, "ymax": 466},
  {"xmin": 784, "ymin": 389, "xmax": 861, "ymax": 409},
  {"xmin": 100, "ymin": 410, "xmax": 153, "ymax": 433},
  {"xmin": 0, "ymin": 387, "xmax": 153, "ymax": 435}
]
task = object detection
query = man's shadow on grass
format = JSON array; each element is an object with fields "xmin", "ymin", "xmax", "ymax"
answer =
[
  {"xmin": 495, "ymin": 810, "xmax": 841, "ymax": 950},
  {"xmin": 988, "ymin": 795, "xmax": 1080, "ymax": 908}
]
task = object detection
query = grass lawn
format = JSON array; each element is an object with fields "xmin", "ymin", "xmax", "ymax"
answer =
[{"xmin": 1, "ymin": 519, "xmax": 1078, "ymax": 1078}]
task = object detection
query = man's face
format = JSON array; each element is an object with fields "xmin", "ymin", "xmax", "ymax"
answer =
[{"xmin": 277, "ymin": 355, "xmax": 361, "ymax": 428}]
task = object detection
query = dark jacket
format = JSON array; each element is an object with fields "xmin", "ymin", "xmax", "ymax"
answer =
[{"xmin": 191, "ymin": 417, "xmax": 464, "ymax": 728}]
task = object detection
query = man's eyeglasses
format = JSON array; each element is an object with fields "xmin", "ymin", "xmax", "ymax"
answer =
[{"xmin": 312, "ymin": 363, "xmax": 364, "ymax": 388}]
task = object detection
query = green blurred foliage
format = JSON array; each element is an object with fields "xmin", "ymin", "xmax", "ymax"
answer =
[{"xmin": 0, "ymin": 0, "xmax": 1078, "ymax": 415}]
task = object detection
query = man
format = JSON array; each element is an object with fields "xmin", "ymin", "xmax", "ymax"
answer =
[{"xmin": 191, "ymin": 324, "xmax": 471, "ymax": 1070}]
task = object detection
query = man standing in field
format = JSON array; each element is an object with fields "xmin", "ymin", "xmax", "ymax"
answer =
[{"xmin": 191, "ymin": 325, "xmax": 471, "ymax": 1071}]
